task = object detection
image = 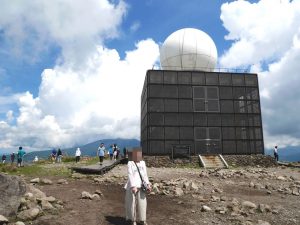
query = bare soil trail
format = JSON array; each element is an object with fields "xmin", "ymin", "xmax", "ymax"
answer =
[{"xmin": 22, "ymin": 165, "xmax": 300, "ymax": 225}]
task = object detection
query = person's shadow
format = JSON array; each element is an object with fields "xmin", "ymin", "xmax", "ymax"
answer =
[{"xmin": 105, "ymin": 216, "xmax": 127, "ymax": 225}]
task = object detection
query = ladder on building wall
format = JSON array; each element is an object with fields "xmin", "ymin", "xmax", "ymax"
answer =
[{"xmin": 198, "ymin": 154, "xmax": 229, "ymax": 169}]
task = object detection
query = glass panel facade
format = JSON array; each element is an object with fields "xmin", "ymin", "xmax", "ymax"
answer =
[
  {"xmin": 194, "ymin": 99, "xmax": 206, "ymax": 112},
  {"xmin": 142, "ymin": 70, "xmax": 264, "ymax": 155},
  {"xmin": 194, "ymin": 113, "xmax": 207, "ymax": 126},
  {"xmin": 193, "ymin": 86, "xmax": 205, "ymax": 98},
  {"xmin": 179, "ymin": 113, "xmax": 193, "ymax": 126},
  {"xmin": 165, "ymin": 127, "xmax": 179, "ymax": 139},
  {"xmin": 164, "ymin": 71, "xmax": 177, "ymax": 84},
  {"xmin": 178, "ymin": 72, "xmax": 191, "ymax": 84},
  {"xmin": 219, "ymin": 73, "xmax": 232, "ymax": 85},
  {"xmin": 207, "ymin": 114, "xmax": 221, "ymax": 126},
  {"xmin": 207, "ymin": 87, "xmax": 219, "ymax": 99},
  {"xmin": 179, "ymin": 99, "xmax": 193, "ymax": 112},
  {"xmin": 178, "ymin": 86, "xmax": 192, "ymax": 98},
  {"xmin": 164, "ymin": 113, "xmax": 178, "ymax": 126},
  {"xmin": 165, "ymin": 99, "xmax": 178, "ymax": 112},
  {"xmin": 232, "ymin": 74, "xmax": 245, "ymax": 86},
  {"xmin": 219, "ymin": 87, "xmax": 233, "ymax": 99},
  {"xmin": 194, "ymin": 127, "xmax": 207, "ymax": 140},
  {"xmin": 207, "ymin": 100, "xmax": 220, "ymax": 112},
  {"xmin": 193, "ymin": 86, "xmax": 219, "ymax": 112},
  {"xmin": 191, "ymin": 72, "xmax": 205, "ymax": 85},
  {"xmin": 206, "ymin": 73, "xmax": 218, "ymax": 85}
]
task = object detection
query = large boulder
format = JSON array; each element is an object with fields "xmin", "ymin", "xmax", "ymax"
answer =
[
  {"xmin": 0, "ymin": 174, "xmax": 26, "ymax": 217},
  {"xmin": 17, "ymin": 208, "xmax": 40, "ymax": 221}
]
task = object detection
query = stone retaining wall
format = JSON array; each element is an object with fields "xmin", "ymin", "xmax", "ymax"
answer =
[
  {"xmin": 143, "ymin": 155, "xmax": 278, "ymax": 168},
  {"xmin": 223, "ymin": 154, "xmax": 278, "ymax": 167},
  {"xmin": 144, "ymin": 156, "xmax": 199, "ymax": 168}
]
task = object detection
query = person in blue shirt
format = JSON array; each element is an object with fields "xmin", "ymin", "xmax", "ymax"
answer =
[
  {"xmin": 108, "ymin": 145, "xmax": 113, "ymax": 160},
  {"xmin": 17, "ymin": 146, "xmax": 26, "ymax": 167},
  {"xmin": 97, "ymin": 143, "xmax": 106, "ymax": 165}
]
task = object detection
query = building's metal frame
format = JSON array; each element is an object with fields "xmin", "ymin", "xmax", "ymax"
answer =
[{"xmin": 141, "ymin": 70, "xmax": 264, "ymax": 155}]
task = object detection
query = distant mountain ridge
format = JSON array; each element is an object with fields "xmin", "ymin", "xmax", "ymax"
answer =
[{"xmin": 23, "ymin": 138, "xmax": 140, "ymax": 162}]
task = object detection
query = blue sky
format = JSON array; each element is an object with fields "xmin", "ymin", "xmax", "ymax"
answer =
[{"xmin": 0, "ymin": 0, "xmax": 300, "ymax": 153}]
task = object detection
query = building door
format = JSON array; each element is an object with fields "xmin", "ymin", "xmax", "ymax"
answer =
[
  {"xmin": 193, "ymin": 86, "xmax": 219, "ymax": 112},
  {"xmin": 194, "ymin": 127, "xmax": 221, "ymax": 154}
]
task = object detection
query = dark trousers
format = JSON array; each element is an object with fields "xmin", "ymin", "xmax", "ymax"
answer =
[
  {"xmin": 75, "ymin": 156, "xmax": 80, "ymax": 163},
  {"xmin": 99, "ymin": 156, "xmax": 104, "ymax": 164},
  {"xmin": 274, "ymin": 153, "xmax": 279, "ymax": 161},
  {"xmin": 17, "ymin": 158, "xmax": 22, "ymax": 167}
]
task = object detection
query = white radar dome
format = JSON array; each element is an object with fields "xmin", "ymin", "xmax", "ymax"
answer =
[{"xmin": 160, "ymin": 28, "xmax": 218, "ymax": 71}]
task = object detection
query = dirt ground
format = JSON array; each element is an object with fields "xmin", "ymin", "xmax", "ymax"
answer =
[{"xmin": 24, "ymin": 165, "xmax": 300, "ymax": 225}]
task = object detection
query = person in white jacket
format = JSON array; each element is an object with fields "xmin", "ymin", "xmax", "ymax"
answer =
[
  {"xmin": 124, "ymin": 150, "xmax": 151, "ymax": 225},
  {"xmin": 75, "ymin": 147, "xmax": 81, "ymax": 163}
]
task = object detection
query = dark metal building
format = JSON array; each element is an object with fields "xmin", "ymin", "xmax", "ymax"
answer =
[{"xmin": 141, "ymin": 70, "xmax": 264, "ymax": 155}]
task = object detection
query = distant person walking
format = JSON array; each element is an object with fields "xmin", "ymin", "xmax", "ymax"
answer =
[
  {"xmin": 57, "ymin": 148, "xmax": 63, "ymax": 163},
  {"xmin": 97, "ymin": 143, "xmax": 106, "ymax": 166},
  {"xmin": 33, "ymin": 156, "xmax": 39, "ymax": 162},
  {"xmin": 274, "ymin": 146, "xmax": 279, "ymax": 161},
  {"xmin": 113, "ymin": 149, "xmax": 117, "ymax": 161},
  {"xmin": 17, "ymin": 146, "xmax": 26, "ymax": 167},
  {"xmin": 113, "ymin": 144, "xmax": 118, "ymax": 160},
  {"xmin": 75, "ymin": 147, "xmax": 81, "ymax": 163},
  {"xmin": 10, "ymin": 152, "xmax": 15, "ymax": 164},
  {"xmin": 2, "ymin": 154, "xmax": 6, "ymax": 164},
  {"xmin": 108, "ymin": 145, "xmax": 113, "ymax": 160},
  {"xmin": 51, "ymin": 149, "xmax": 57, "ymax": 163},
  {"xmin": 123, "ymin": 147, "xmax": 127, "ymax": 158}
]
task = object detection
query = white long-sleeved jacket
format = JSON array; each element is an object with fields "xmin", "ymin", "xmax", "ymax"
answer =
[
  {"xmin": 75, "ymin": 148, "xmax": 81, "ymax": 157},
  {"xmin": 124, "ymin": 161, "xmax": 150, "ymax": 190}
]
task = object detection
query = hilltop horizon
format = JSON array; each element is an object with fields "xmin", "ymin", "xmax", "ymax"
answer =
[{"xmin": 0, "ymin": 138, "xmax": 140, "ymax": 155}]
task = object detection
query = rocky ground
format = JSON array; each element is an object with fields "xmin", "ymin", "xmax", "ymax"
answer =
[{"xmin": 1, "ymin": 162, "xmax": 300, "ymax": 225}]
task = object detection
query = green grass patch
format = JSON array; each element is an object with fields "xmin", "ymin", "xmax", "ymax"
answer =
[
  {"xmin": 62, "ymin": 156, "xmax": 76, "ymax": 163},
  {"xmin": 84, "ymin": 156, "xmax": 100, "ymax": 165},
  {"xmin": 0, "ymin": 163, "xmax": 71, "ymax": 177}
]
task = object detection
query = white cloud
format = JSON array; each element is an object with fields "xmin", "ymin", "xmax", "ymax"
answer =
[
  {"xmin": 0, "ymin": 93, "xmax": 23, "ymax": 114},
  {"xmin": 220, "ymin": 0, "xmax": 300, "ymax": 67},
  {"xmin": 0, "ymin": 0, "xmax": 160, "ymax": 152},
  {"xmin": 6, "ymin": 110, "xmax": 14, "ymax": 122},
  {"xmin": 220, "ymin": 0, "xmax": 300, "ymax": 148},
  {"xmin": 130, "ymin": 21, "xmax": 141, "ymax": 33},
  {"xmin": 0, "ymin": 40, "xmax": 159, "ymax": 150},
  {"xmin": 0, "ymin": 0, "xmax": 127, "ymax": 66}
]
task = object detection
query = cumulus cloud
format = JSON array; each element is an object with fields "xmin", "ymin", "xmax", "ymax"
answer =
[
  {"xmin": 0, "ymin": 0, "xmax": 160, "ymax": 152},
  {"xmin": 6, "ymin": 110, "xmax": 14, "ymax": 122},
  {"xmin": 220, "ymin": 0, "xmax": 300, "ymax": 148},
  {"xmin": 0, "ymin": 40, "xmax": 159, "ymax": 151},
  {"xmin": 0, "ymin": 0, "xmax": 127, "ymax": 66},
  {"xmin": 0, "ymin": 94, "xmax": 23, "ymax": 114}
]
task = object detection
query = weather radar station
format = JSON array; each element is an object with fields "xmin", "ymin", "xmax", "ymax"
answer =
[{"xmin": 141, "ymin": 28, "xmax": 264, "ymax": 157}]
